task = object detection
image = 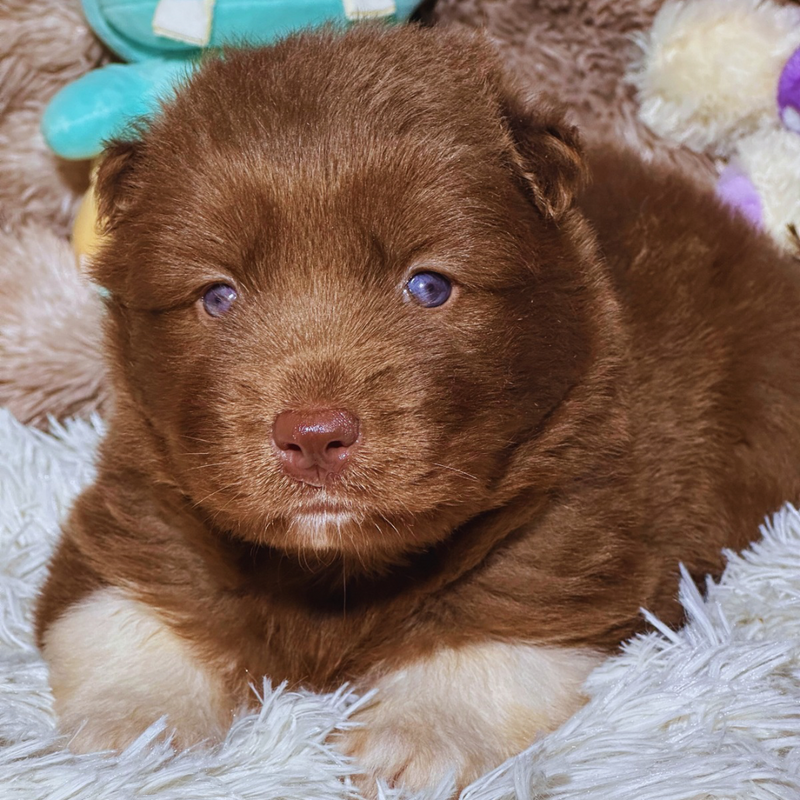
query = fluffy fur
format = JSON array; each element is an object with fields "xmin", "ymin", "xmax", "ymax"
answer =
[
  {"xmin": 0, "ymin": 0, "xmax": 107, "ymax": 425},
  {"xmin": 33, "ymin": 24, "xmax": 800, "ymax": 794},
  {"xmin": 2, "ymin": 408, "xmax": 800, "ymax": 798},
  {"xmin": 0, "ymin": 0, "xmax": 103, "ymax": 233},
  {"xmin": 0, "ymin": 223, "xmax": 109, "ymax": 425}
]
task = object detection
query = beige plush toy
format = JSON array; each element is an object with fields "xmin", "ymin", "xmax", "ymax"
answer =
[
  {"xmin": 0, "ymin": 0, "xmax": 110, "ymax": 427},
  {"xmin": 632, "ymin": 0, "xmax": 800, "ymax": 252}
]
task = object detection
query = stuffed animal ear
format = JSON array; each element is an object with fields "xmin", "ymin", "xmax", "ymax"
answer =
[
  {"xmin": 500, "ymin": 94, "xmax": 586, "ymax": 221},
  {"xmin": 94, "ymin": 138, "xmax": 143, "ymax": 234}
]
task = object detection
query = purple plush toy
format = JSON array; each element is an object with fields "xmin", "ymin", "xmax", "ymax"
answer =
[
  {"xmin": 717, "ymin": 164, "xmax": 764, "ymax": 228},
  {"xmin": 779, "ymin": 46, "xmax": 800, "ymax": 134}
]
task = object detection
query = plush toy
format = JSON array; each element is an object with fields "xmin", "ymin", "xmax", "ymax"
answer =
[
  {"xmin": 71, "ymin": 176, "xmax": 104, "ymax": 270},
  {"xmin": 43, "ymin": 0, "xmax": 419, "ymax": 160},
  {"xmin": 631, "ymin": 0, "xmax": 800, "ymax": 253},
  {"xmin": 44, "ymin": 58, "xmax": 194, "ymax": 160}
]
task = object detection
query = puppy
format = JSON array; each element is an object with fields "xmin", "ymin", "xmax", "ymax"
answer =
[{"xmin": 36, "ymin": 24, "xmax": 800, "ymax": 793}]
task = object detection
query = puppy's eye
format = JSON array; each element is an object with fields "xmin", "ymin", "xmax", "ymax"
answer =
[
  {"xmin": 405, "ymin": 271, "xmax": 452, "ymax": 308},
  {"xmin": 202, "ymin": 283, "xmax": 238, "ymax": 317}
]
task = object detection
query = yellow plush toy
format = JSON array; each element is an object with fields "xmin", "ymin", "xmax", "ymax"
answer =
[{"xmin": 71, "ymin": 178, "xmax": 106, "ymax": 273}]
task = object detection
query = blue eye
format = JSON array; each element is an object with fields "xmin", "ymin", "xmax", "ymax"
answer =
[
  {"xmin": 202, "ymin": 283, "xmax": 238, "ymax": 317},
  {"xmin": 406, "ymin": 271, "xmax": 452, "ymax": 308}
]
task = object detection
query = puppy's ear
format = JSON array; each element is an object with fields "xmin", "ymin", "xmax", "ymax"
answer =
[
  {"xmin": 501, "ymin": 94, "xmax": 586, "ymax": 221},
  {"xmin": 94, "ymin": 138, "xmax": 143, "ymax": 234}
]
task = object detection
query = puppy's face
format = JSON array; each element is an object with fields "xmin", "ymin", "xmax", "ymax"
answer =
[{"xmin": 94, "ymin": 28, "xmax": 596, "ymax": 568}]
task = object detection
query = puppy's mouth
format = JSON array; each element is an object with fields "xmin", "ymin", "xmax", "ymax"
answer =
[
  {"xmin": 284, "ymin": 503, "xmax": 365, "ymax": 552},
  {"xmin": 290, "ymin": 509, "xmax": 356, "ymax": 530},
  {"xmin": 281, "ymin": 494, "xmax": 414, "ymax": 551},
  {"xmin": 291, "ymin": 502, "xmax": 356, "ymax": 526}
]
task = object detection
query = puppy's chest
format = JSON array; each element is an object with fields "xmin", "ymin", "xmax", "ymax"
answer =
[
  {"xmin": 230, "ymin": 596, "xmax": 408, "ymax": 691},
  {"xmin": 225, "ymin": 563, "xmax": 430, "ymax": 690}
]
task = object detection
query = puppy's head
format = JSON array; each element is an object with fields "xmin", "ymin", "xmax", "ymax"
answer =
[{"xmin": 93, "ymin": 26, "xmax": 612, "ymax": 569}]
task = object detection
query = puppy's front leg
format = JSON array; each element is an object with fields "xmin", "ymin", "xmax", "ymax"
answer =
[
  {"xmin": 339, "ymin": 642, "xmax": 603, "ymax": 795},
  {"xmin": 42, "ymin": 587, "xmax": 233, "ymax": 753}
]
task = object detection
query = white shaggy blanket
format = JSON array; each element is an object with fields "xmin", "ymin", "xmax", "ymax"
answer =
[{"xmin": 2, "ymin": 407, "xmax": 800, "ymax": 800}]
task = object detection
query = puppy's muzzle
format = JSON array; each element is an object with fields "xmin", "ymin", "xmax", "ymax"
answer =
[{"xmin": 272, "ymin": 409, "xmax": 360, "ymax": 486}]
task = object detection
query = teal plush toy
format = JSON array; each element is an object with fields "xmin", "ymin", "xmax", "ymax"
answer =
[{"xmin": 42, "ymin": 0, "xmax": 418, "ymax": 160}]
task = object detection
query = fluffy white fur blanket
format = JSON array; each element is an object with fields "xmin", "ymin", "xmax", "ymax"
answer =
[{"xmin": 2, "ymin": 407, "xmax": 799, "ymax": 800}]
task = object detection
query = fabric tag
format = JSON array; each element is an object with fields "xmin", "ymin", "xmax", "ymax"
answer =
[
  {"xmin": 342, "ymin": 0, "xmax": 396, "ymax": 21},
  {"xmin": 152, "ymin": 0, "xmax": 216, "ymax": 46}
]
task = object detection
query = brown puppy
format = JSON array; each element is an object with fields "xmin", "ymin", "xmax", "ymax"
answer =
[{"xmin": 35, "ymin": 24, "xmax": 800, "ymax": 793}]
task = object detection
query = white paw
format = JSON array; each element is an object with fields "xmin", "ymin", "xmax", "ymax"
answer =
[
  {"xmin": 63, "ymin": 708, "xmax": 173, "ymax": 755},
  {"xmin": 335, "ymin": 642, "xmax": 602, "ymax": 795},
  {"xmin": 336, "ymin": 699, "xmax": 485, "ymax": 795},
  {"xmin": 43, "ymin": 588, "xmax": 230, "ymax": 753}
]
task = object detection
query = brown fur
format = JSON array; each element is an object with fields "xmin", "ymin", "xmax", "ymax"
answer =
[{"xmin": 35, "ymin": 24, "xmax": 800, "ymax": 790}]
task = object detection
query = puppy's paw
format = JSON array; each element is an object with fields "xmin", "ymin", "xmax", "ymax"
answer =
[
  {"xmin": 58, "ymin": 692, "xmax": 224, "ymax": 755},
  {"xmin": 337, "ymin": 700, "xmax": 484, "ymax": 795},
  {"xmin": 62, "ymin": 708, "xmax": 178, "ymax": 755},
  {"xmin": 42, "ymin": 588, "xmax": 231, "ymax": 754},
  {"xmin": 336, "ymin": 643, "xmax": 603, "ymax": 796}
]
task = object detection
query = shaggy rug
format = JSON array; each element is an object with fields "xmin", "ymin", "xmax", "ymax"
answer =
[{"xmin": 1, "ymin": 407, "xmax": 800, "ymax": 800}]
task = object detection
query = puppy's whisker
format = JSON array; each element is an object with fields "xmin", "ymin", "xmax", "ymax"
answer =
[
  {"xmin": 433, "ymin": 462, "xmax": 480, "ymax": 482},
  {"xmin": 378, "ymin": 513, "xmax": 401, "ymax": 539},
  {"xmin": 184, "ymin": 461, "xmax": 229, "ymax": 472},
  {"xmin": 180, "ymin": 436, "xmax": 217, "ymax": 445},
  {"xmin": 191, "ymin": 482, "xmax": 243, "ymax": 509}
]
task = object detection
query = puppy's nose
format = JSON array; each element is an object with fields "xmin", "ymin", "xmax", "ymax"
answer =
[{"xmin": 272, "ymin": 409, "xmax": 360, "ymax": 486}]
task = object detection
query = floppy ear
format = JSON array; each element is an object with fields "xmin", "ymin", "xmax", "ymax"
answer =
[
  {"xmin": 500, "ymin": 93, "xmax": 586, "ymax": 221},
  {"xmin": 94, "ymin": 138, "xmax": 143, "ymax": 234},
  {"xmin": 90, "ymin": 138, "xmax": 147, "ymax": 295}
]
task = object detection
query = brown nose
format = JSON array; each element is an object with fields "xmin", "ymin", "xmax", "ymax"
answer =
[{"xmin": 272, "ymin": 409, "xmax": 360, "ymax": 486}]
